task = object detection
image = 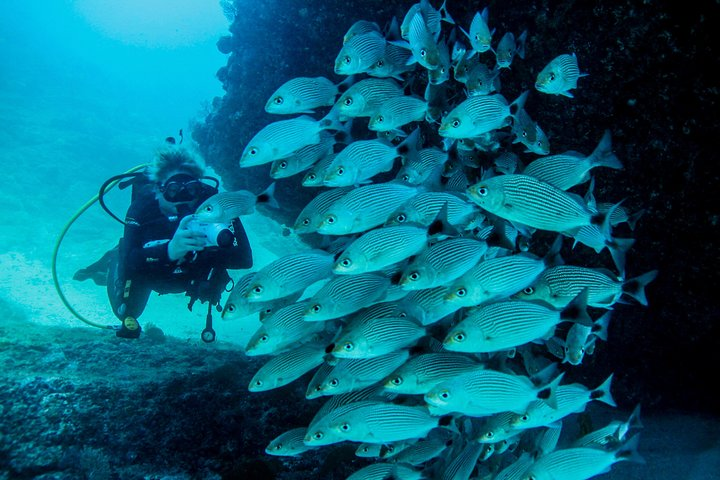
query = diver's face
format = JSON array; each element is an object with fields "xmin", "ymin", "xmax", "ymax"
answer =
[{"xmin": 157, "ymin": 170, "xmax": 201, "ymax": 214}]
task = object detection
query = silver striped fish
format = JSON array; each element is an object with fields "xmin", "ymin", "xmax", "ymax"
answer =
[
  {"xmin": 440, "ymin": 441, "xmax": 484, "ymax": 479},
  {"xmin": 386, "ymin": 191, "xmax": 479, "ymax": 228},
  {"xmin": 399, "ymin": 237, "xmax": 488, "ymax": 290},
  {"xmin": 347, "ymin": 463, "xmax": 422, "ymax": 480},
  {"xmin": 335, "ymin": 31, "xmax": 387, "ymax": 75},
  {"xmin": 510, "ymin": 375, "xmax": 616, "ymax": 430},
  {"xmin": 307, "ymin": 401, "xmax": 443, "ymax": 445},
  {"xmin": 301, "ymin": 153, "xmax": 338, "ymax": 187},
  {"xmin": 308, "ymin": 386, "xmax": 394, "ymax": 426},
  {"xmin": 495, "ymin": 30, "xmax": 527, "ymax": 69},
  {"xmin": 562, "ymin": 312, "xmax": 610, "ymax": 365},
  {"xmin": 193, "ymin": 184, "xmax": 277, "ymax": 222},
  {"xmin": 467, "ymin": 174, "xmax": 602, "ymax": 234},
  {"xmin": 245, "ymin": 301, "xmax": 325, "ymax": 356},
  {"xmin": 443, "ymin": 296, "xmax": 591, "ymax": 353},
  {"xmin": 428, "ymin": 37, "xmax": 451, "ymax": 85},
  {"xmin": 222, "ymin": 272, "xmax": 303, "ymax": 321},
  {"xmin": 265, "ymin": 427, "xmax": 317, "ymax": 457},
  {"xmin": 571, "ymin": 404, "xmax": 642, "ymax": 449},
  {"xmin": 317, "ymin": 350, "xmax": 410, "ymax": 396},
  {"xmin": 335, "ymin": 78, "xmax": 404, "ymax": 118},
  {"xmin": 331, "ymin": 316, "xmax": 426, "ymax": 358},
  {"xmin": 519, "ymin": 436, "xmax": 643, "ymax": 480},
  {"xmin": 393, "ymin": 428, "xmax": 456, "ymax": 465},
  {"xmin": 368, "ymin": 96, "xmax": 428, "ymax": 132},
  {"xmin": 383, "ymin": 353, "xmax": 483, "ymax": 394},
  {"xmin": 522, "ymin": 130, "xmax": 623, "ymax": 190},
  {"xmin": 439, "ymin": 94, "xmax": 516, "ymax": 139},
  {"xmin": 405, "ymin": 11, "xmax": 441, "ymax": 70},
  {"xmin": 305, "ymin": 361, "xmax": 336, "ymax": 400},
  {"xmin": 303, "ymin": 273, "xmax": 391, "ymax": 322},
  {"xmin": 243, "ymin": 250, "xmax": 335, "ymax": 302},
  {"xmin": 400, "ymin": 0, "xmax": 453, "ymax": 41},
  {"xmin": 465, "ymin": 63, "xmax": 501, "ymax": 96},
  {"xmin": 317, "ymin": 182, "xmax": 419, "ymax": 235},
  {"xmin": 398, "ymin": 286, "xmax": 460, "ymax": 325},
  {"xmin": 270, "ymin": 133, "xmax": 335, "ymax": 179},
  {"xmin": 462, "ymin": 8, "xmax": 493, "ymax": 56},
  {"xmin": 265, "ymin": 76, "xmax": 339, "ymax": 114},
  {"xmin": 368, "ymin": 42, "xmax": 415, "ymax": 80},
  {"xmin": 445, "ymin": 253, "xmax": 549, "ymax": 308},
  {"xmin": 305, "ymin": 399, "xmax": 383, "ymax": 445},
  {"xmin": 511, "ymin": 108, "xmax": 550, "ymax": 155},
  {"xmin": 249, "ymin": 341, "xmax": 327, "ymax": 391},
  {"xmin": 516, "ymin": 265, "xmax": 658, "ymax": 309},
  {"xmin": 535, "ymin": 53, "xmax": 587, "ymax": 98},
  {"xmin": 333, "ymin": 225, "xmax": 430, "ymax": 275},
  {"xmin": 475, "ymin": 411, "xmax": 520, "ymax": 444},
  {"xmin": 396, "ymin": 147, "xmax": 448, "ymax": 184},
  {"xmin": 293, "ymin": 187, "xmax": 353, "ymax": 233},
  {"xmin": 424, "ymin": 369, "xmax": 564, "ymax": 416}
]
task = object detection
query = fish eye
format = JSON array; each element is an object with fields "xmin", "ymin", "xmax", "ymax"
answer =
[
  {"xmin": 441, "ymin": 67, "xmax": 446, "ymax": 74},
  {"xmin": 377, "ymin": 59, "xmax": 385, "ymax": 66},
  {"xmin": 203, "ymin": 205, "xmax": 213, "ymax": 213},
  {"xmin": 301, "ymin": 218, "xmax": 311, "ymax": 226},
  {"xmin": 522, "ymin": 129, "xmax": 529, "ymax": 138},
  {"xmin": 452, "ymin": 119, "xmax": 460, "ymax": 128},
  {"xmin": 564, "ymin": 346, "xmax": 570, "ymax": 353},
  {"xmin": 260, "ymin": 334, "xmax": 269, "ymax": 342},
  {"xmin": 376, "ymin": 115, "xmax": 384, "ymax": 123},
  {"xmin": 523, "ymin": 287, "xmax": 535, "ymax": 295},
  {"xmin": 391, "ymin": 376, "xmax": 403, "ymax": 385},
  {"xmin": 453, "ymin": 332, "xmax": 466, "ymax": 342},
  {"xmin": 343, "ymin": 342, "xmax": 354, "ymax": 351},
  {"xmin": 549, "ymin": 72, "xmax": 556, "ymax": 81},
  {"xmin": 344, "ymin": 55, "xmax": 352, "ymax": 64},
  {"xmin": 340, "ymin": 422, "xmax": 351, "ymax": 432},
  {"xmin": 420, "ymin": 48, "xmax": 427, "ymax": 57},
  {"xmin": 249, "ymin": 147, "xmax": 258, "ymax": 156},
  {"xmin": 520, "ymin": 414, "xmax": 529, "ymax": 421},
  {"xmin": 311, "ymin": 304, "xmax": 322, "ymax": 313},
  {"xmin": 337, "ymin": 167, "xmax": 345, "ymax": 175},
  {"xmin": 253, "ymin": 286, "xmax": 263, "ymax": 294},
  {"xmin": 340, "ymin": 258, "xmax": 352, "ymax": 267},
  {"xmin": 344, "ymin": 97, "xmax": 353, "ymax": 106},
  {"xmin": 399, "ymin": 312, "xmax": 407, "ymax": 317},
  {"xmin": 396, "ymin": 213, "xmax": 406, "ymax": 222},
  {"xmin": 408, "ymin": 272, "xmax": 420, "ymax": 281},
  {"xmin": 254, "ymin": 379, "xmax": 263, "ymax": 387},
  {"xmin": 273, "ymin": 96, "xmax": 283, "ymax": 105},
  {"xmin": 401, "ymin": 174, "xmax": 410, "ymax": 181},
  {"xmin": 326, "ymin": 215, "xmax": 336, "ymax": 224},
  {"xmin": 313, "ymin": 432, "xmax": 324, "ymax": 440},
  {"xmin": 329, "ymin": 378, "xmax": 339, "ymax": 387},
  {"xmin": 279, "ymin": 161, "xmax": 288, "ymax": 168},
  {"xmin": 486, "ymin": 431, "xmax": 494, "ymax": 438},
  {"xmin": 476, "ymin": 186, "xmax": 488, "ymax": 196},
  {"xmin": 456, "ymin": 288, "xmax": 467, "ymax": 297},
  {"xmin": 226, "ymin": 304, "xmax": 235, "ymax": 313},
  {"xmin": 440, "ymin": 390, "xmax": 450, "ymax": 400},
  {"xmin": 273, "ymin": 443, "xmax": 282, "ymax": 450}
]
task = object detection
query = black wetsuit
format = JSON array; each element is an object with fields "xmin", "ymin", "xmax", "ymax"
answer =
[{"xmin": 107, "ymin": 185, "xmax": 253, "ymax": 321}]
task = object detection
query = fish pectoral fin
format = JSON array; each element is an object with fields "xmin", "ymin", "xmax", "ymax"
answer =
[{"xmin": 560, "ymin": 90, "xmax": 575, "ymax": 98}]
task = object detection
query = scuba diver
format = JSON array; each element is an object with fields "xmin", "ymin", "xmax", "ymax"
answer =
[{"xmin": 74, "ymin": 142, "xmax": 253, "ymax": 339}]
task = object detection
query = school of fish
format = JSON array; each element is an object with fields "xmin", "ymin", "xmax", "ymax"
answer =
[{"xmin": 224, "ymin": 1, "xmax": 656, "ymax": 478}]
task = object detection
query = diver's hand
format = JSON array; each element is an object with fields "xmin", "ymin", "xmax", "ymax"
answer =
[{"xmin": 168, "ymin": 229, "xmax": 206, "ymax": 261}]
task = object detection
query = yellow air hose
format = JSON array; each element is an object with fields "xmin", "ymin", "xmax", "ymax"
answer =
[{"xmin": 52, "ymin": 164, "xmax": 148, "ymax": 329}]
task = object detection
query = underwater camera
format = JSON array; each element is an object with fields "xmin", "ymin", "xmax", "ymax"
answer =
[{"xmin": 186, "ymin": 220, "xmax": 234, "ymax": 248}]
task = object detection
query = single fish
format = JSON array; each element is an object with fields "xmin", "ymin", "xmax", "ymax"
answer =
[
  {"xmin": 245, "ymin": 301, "xmax": 325, "ymax": 356},
  {"xmin": 443, "ymin": 291, "xmax": 592, "ymax": 353},
  {"xmin": 383, "ymin": 353, "xmax": 483, "ymax": 394},
  {"xmin": 243, "ymin": 250, "xmax": 335, "ymax": 302},
  {"xmin": 403, "ymin": 11, "xmax": 442, "ymax": 70},
  {"xmin": 249, "ymin": 341, "xmax": 327, "ymax": 391},
  {"xmin": 516, "ymin": 265, "xmax": 658, "ymax": 309},
  {"xmin": 392, "ymin": 428, "xmax": 456, "ymax": 465},
  {"xmin": 424, "ymin": 369, "xmax": 564, "ymax": 416},
  {"xmin": 439, "ymin": 92, "xmax": 525, "ymax": 139},
  {"xmin": 396, "ymin": 147, "xmax": 448, "ymax": 185},
  {"xmin": 335, "ymin": 31, "xmax": 387, "ymax": 75},
  {"xmin": 317, "ymin": 182, "xmax": 419, "ymax": 235},
  {"xmin": 572, "ymin": 404, "xmax": 642, "ymax": 449},
  {"xmin": 333, "ymin": 225, "xmax": 430, "ymax": 275},
  {"xmin": 331, "ymin": 316, "xmax": 426, "ymax": 358},
  {"xmin": 265, "ymin": 76, "xmax": 349, "ymax": 115},
  {"xmin": 293, "ymin": 187, "xmax": 353, "ymax": 234},
  {"xmin": 475, "ymin": 411, "xmax": 521, "ymax": 444},
  {"xmin": 511, "ymin": 108, "xmax": 550, "ymax": 155},
  {"xmin": 518, "ymin": 435, "xmax": 643, "ymax": 480},
  {"xmin": 240, "ymin": 113, "xmax": 343, "ymax": 167},
  {"xmin": 386, "ymin": 191, "xmax": 480, "ymax": 228},
  {"xmin": 323, "ymin": 129, "xmax": 419, "ymax": 187},
  {"xmin": 461, "ymin": 8, "xmax": 494, "ymax": 56},
  {"xmin": 335, "ymin": 78, "xmax": 404, "ymax": 118},
  {"xmin": 495, "ymin": 30, "xmax": 527, "ymax": 69},
  {"xmin": 398, "ymin": 286, "xmax": 460, "ymax": 325},
  {"xmin": 428, "ymin": 36, "xmax": 451, "ymax": 84},
  {"xmin": 535, "ymin": 53, "xmax": 587, "ymax": 98},
  {"xmin": 193, "ymin": 183, "xmax": 278, "ymax": 223},
  {"xmin": 465, "ymin": 63, "xmax": 501, "ymax": 96},
  {"xmin": 440, "ymin": 441, "xmax": 484, "ymax": 480},
  {"xmin": 368, "ymin": 95, "xmax": 429, "ymax": 132},
  {"xmin": 303, "ymin": 273, "xmax": 391, "ymax": 322},
  {"xmin": 368, "ymin": 42, "xmax": 415, "ymax": 80},
  {"xmin": 316, "ymin": 350, "xmax": 410, "ymax": 396},
  {"xmin": 562, "ymin": 311, "xmax": 611, "ymax": 365},
  {"xmin": 522, "ymin": 130, "xmax": 623, "ymax": 190},
  {"xmin": 270, "ymin": 133, "xmax": 335, "ymax": 179},
  {"xmin": 399, "ymin": 237, "xmax": 488, "ymax": 290},
  {"xmin": 400, "ymin": 0, "xmax": 454, "ymax": 41},
  {"xmin": 265, "ymin": 427, "xmax": 317, "ymax": 457}
]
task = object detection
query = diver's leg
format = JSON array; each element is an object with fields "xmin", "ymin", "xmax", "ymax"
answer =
[
  {"xmin": 74, "ymin": 246, "xmax": 117, "ymax": 285},
  {"xmin": 107, "ymin": 250, "xmax": 149, "ymax": 338}
]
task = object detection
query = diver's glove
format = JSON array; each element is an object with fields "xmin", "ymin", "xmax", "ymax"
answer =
[{"xmin": 168, "ymin": 228, "xmax": 206, "ymax": 261}]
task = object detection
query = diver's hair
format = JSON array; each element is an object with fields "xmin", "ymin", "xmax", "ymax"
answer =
[{"xmin": 149, "ymin": 145, "xmax": 206, "ymax": 182}]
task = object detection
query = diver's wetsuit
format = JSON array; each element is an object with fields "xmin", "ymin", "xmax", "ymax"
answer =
[{"xmin": 107, "ymin": 186, "xmax": 253, "ymax": 321}]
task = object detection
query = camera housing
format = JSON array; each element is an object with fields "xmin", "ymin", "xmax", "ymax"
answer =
[{"xmin": 187, "ymin": 220, "xmax": 234, "ymax": 248}]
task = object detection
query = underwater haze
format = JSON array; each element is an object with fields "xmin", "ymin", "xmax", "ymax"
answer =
[{"xmin": 1, "ymin": 0, "xmax": 720, "ymax": 479}]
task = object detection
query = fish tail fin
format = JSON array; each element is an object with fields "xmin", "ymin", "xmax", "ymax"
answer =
[
  {"xmin": 560, "ymin": 287, "xmax": 592, "ymax": 327},
  {"xmin": 427, "ymin": 202, "xmax": 460, "ymax": 239},
  {"xmin": 622, "ymin": 270, "xmax": 659, "ymax": 306},
  {"xmin": 590, "ymin": 130, "xmax": 623, "ymax": 170},
  {"xmin": 616, "ymin": 434, "xmax": 645, "ymax": 464},
  {"xmin": 510, "ymin": 90, "xmax": 529, "ymax": 115},
  {"xmin": 592, "ymin": 311, "xmax": 612, "ymax": 342},
  {"xmin": 335, "ymin": 74, "xmax": 356, "ymax": 94},
  {"xmin": 626, "ymin": 208, "xmax": 646, "ymax": 230},
  {"xmin": 397, "ymin": 126, "xmax": 422, "ymax": 157},
  {"xmin": 319, "ymin": 103, "xmax": 349, "ymax": 133},
  {"xmin": 591, "ymin": 373, "xmax": 617, "ymax": 407},
  {"xmin": 256, "ymin": 182, "xmax": 279, "ymax": 209},
  {"xmin": 537, "ymin": 372, "xmax": 565, "ymax": 409},
  {"xmin": 439, "ymin": 0, "xmax": 455, "ymax": 24},
  {"xmin": 383, "ymin": 16, "xmax": 401, "ymax": 41},
  {"xmin": 607, "ymin": 236, "xmax": 635, "ymax": 273},
  {"xmin": 591, "ymin": 199, "xmax": 623, "ymax": 243},
  {"xmin": 517, "ymin": 30, "xmax": 528, "ymax": 59},
  {"xmin": 626, "ymin": 404, "xmax": 644, "ymax": 431},
  {"xmin": 543, "ymin": 234, "xmax": 565, "ymax": 267}
]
